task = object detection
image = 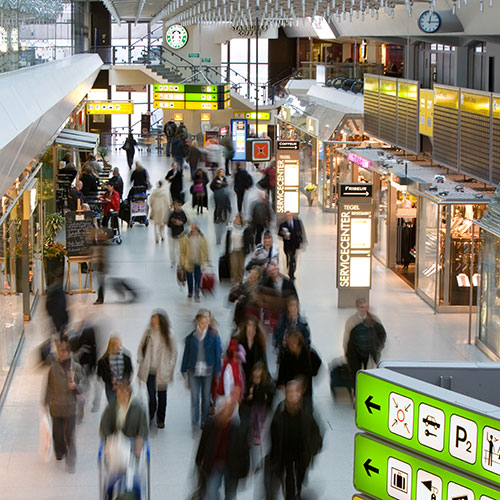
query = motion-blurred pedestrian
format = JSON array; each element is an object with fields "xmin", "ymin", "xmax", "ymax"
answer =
[
  {"xmin": 167, "ymin": 199, "xmax": 188, "ymax": 268},
  {"xmin": 45, "ymin": 280, "xmax": 69, "ymax": 338},
  {"xmin": 137, "ymin": 310, "xmax": 177, "ymax": 429},
  {"xmin": 250, "ymin": 192, "xmax": 272, "ymax": 245},
  {"xmin": 149, "ymin": 180, "xmax": 170, "ymax": 243},
  {"xmin": 191, "ymin": 167, "xmax": 209, "ymax": 215},
  {"xmin": 228, "ymin": 214, "xmax": 254, "ymax": 285},
  {"xmin": 164, "ymin": 118, "xmax": 177, "ymax": 157},
  {"xmin": 131, "ymin": 161, "xmax": 150, "ymax": 189},
  {"xmin": 165, "ymin": 161, "xmax": 184, "ymax": 203},
  {"xmin": 181, "ymin": 309, "xmax": 222, "ymax": 433},
  {"xmin": 213, "ymin": 185, "xmax": 232, "ymax": 246},
  {"xmin": 278, "ymin": 211, "xmax": 306, "ymax": 280},
  {"xmin": 233, "ymin": 162, "xmax": 253, "ymax": 213},
  {"xmin": 122, "ymin": 133, "xmax": 137, "ymax": 170},
  {"xmin": 238, "ymin": 316, "xmax": 267, "ymax": 384}
]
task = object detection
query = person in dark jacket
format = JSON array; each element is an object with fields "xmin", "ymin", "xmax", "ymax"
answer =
[
  {"xmin": 213, "ymin": 186, "xmax": 232, "ymax": 245},
  {"xmin": 109, "ymin": 167, "xmax": 124, "ymax": 199},
  {"xmin": 46, "ymin": 281, "xmax": 69, "ymax": 338},
  {"xmin": 238, "ymin": 316, "xmax": 267, "ymax": 385},
  {"xmin": 176, "ymin": 121, "xmax": 188, "ymax": 141},
  {"xmin": 233, "ymin": 162, "xmax": 253, "ymax": 213},
  {"xmin": 181, "ymin": 309, "xmax": 222, "ymax": 432},
  {"xmin": 167, "ymin": 199, "xmax": 188, "ymax": 267},
  {"xmin": 80, "ymin": 165, "xmax": 99, "ymax": 198},
  {"xmin": 191, "ymin": 167, "xmax": 209, "ymax": 214},
  {"xmin": 210, "ymin": 167, "xmax": 228, "ymax": 192},
  {"xmin": 195, "ymin": 394, "xmax": 249, "ymax": 499},
  {"xmin": 250, "ymin": 192, "xmax": 272, "ymax": 245},
  {"xmin": 265, "ymin": 379, "xmax": 323, "ymax": 500},
  {"xmin": 164, "ymin": 118, "xmax": 177, "ymax": 157},
  {"xmin": 122, "ymin": 133, "xmax": 137, "ymax": 169},
  {"xmin": 59, "ymin": 153, "xmax": 78, "ymax": 184},
  {"xmin": 278, "ymin": 211, "xmax": 306, "ymax": 280},
  {"xmin": 273, "ymin": 299, "xmax": 311, "ymax": 351},
  {"xmin": 67, "ymin": 180, "xmax": 86, "ymax": 211},
  {"xmin": 165, "ymin": 161, "xmax": 184, "ymax": 203},
  {"xmin": 130, "ymin": 161, "xmax": 150, "ymax": 189},
  {"xmin": 97, "ymin": 335, "xmax": 133, "ymax": 402},
  {"xmin": 172, "ymin": 137, "xmax": 186, "ymax": 170},
  {"xmin": 187, "ymin": 139, "xmax": 203, "ymax": 176},
  {"xmin": 228, "ymin": 266, "xmax": 262, "ymax": 327}
]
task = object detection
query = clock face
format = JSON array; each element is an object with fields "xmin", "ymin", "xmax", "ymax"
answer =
[
  {"xmin": 165, "ymin": 24, "xmax": 188, "ymax": 50},
  {"xmin": 418, "ymin": 10, "xmax": 441, "ymax": 33}
]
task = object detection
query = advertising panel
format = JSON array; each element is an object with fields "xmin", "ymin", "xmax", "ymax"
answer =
[
  {"xmin": 276, "ymin": 141, "xmax": 300, "ymax": 214},
  {"xmin": 231, "ymin": 119, "xmax": 247, "ymax": 161}
]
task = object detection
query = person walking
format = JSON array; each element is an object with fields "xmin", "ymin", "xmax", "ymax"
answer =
[
  {"xmin": 149, "ymin": 180, "xmax": 170, "ymax": 243},
  {"xmin": 273, "ymin": 298, "xmax": 311, "ymax": 352},
  {"xmin": 44, "ymin": 339, "xmax": 83, "ymax": 473},
  {"xmin": 165, "ymin": 161, "xmax": 184, "ymax": 203},
  {"xmin": 191, "ymin": 167, "xmax": 209, "ymax": 215},
  {"xmin": 181, "ymin": 309, "xmax": 222, "ymax": 433},
  {"xmin": 233, "ymin": 162, "xmax": 253, "ymax": 213},
  {"xmin": 343, "ymin": 298, "xmax": 386, "ymax": 387},
  {"xmin": 137, "ymin": 310, "xmax": 178, "ymax": 429},
  {"xmin": 179, "ymin": 223, "xmax": 209, "ymax": 302},
  {"xmin": 167, "ymin": 199, "xmax": 188, "ymax": 268},
  {"xmin": 266, "ymin": 380, "xmax": 323, "ymax": 500},
  {"xmin": 187, "ymin": 139, "xmax": 203, "ymax": 177},
  {"xmin": 172, "ymin": 136, "xmax": 186, "ymax": 171},
  {"xmin": 45, "ymin": 281, "xmax": 69, "ymax": 338},
  {"xmin": 130, "ymin": 161, "xmax": 150, "ymax": 189},
  {"xmin": 122, "ymin": 133, "xmax": 137, "ymax": 170},
  {"xmin": 250, "ymin": 192, "xmax": 272, "ymax": 245},
  {"xmin": 176, "ymin": 121, "xmax": 188, "ymax": 141},
  {"xmin": 278, "ymin": 210, "xmax": 306, "ymax": 280},
  {"xmin": 210, "ymin": 167, "xmax": 228, "ymax": 192},
  {"xmin": 97, "ymin": 335, "xmax": 133, "ymax": 403},
  {"xmin": 221, "ymin": 134, "xmax": 235, "ymax": 176},
  {"xmin": 228, "ymin": 214, "xmax": 253, "ymax": 285},
  {"xmin": 262, "ymin": 160, "xmax": 276, "ymax": 207},
  {"xmin": 238, "ymin": 316, "xmax": 267, "ymax": 383},
  {"xmin": 195, "ymin": 394, "xmax": 250, "ymax": 499},
  {"xmin": 164, "ymin": 118, "xmax": 177, "ymax": 157},
  {"xmin": 213, "ymin": 185, "xmax": 232, "ymax": 246}
]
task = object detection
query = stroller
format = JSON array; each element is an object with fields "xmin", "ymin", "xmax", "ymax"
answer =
[{"xmin": 122, "ymin": 186, "xmax": 149, "ymax": 228}]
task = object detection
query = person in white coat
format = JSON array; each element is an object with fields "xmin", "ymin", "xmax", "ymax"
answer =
[
  {"xmin": 137, "ymin": 310, "xmax": 177, "ymax": 428},
  {"xmin": 149, "ymin": 180, "xmax": 170, "ymax": 243}
]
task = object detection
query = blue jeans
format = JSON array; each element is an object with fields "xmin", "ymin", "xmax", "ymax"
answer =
[
  {"xmin": 189, "ymin": 372, "xmax": 212, "ymax": 429},
  {"xmin": 166, "ymin": 138, "xmax": 173, "ymax": 156},
  {"xmin": 187, "ymin": 264, "xmax": 202, "ymax": 298},
  {"xmin": 205, "ymin": 462, "xmax": 238, "ymax": 500}
]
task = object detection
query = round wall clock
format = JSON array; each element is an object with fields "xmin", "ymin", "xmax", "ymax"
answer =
[
  {"xmin": 417, "ymin": 10, "xmax": 441, "ymax": 33},
  {"xmin": 165, "ymin": 24, "xmax": 188, "ymax": 49}
]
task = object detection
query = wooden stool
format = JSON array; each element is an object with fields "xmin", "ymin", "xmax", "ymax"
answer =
[{"xmin": 66, "ymin": 256, "xmax": 94, "ymax": 294}]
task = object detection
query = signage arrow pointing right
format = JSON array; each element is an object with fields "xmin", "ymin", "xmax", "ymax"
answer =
[
  {"xmin": 363, "ymin": 459, "xmax": 380, "ymax": 477},
  {"xmin": 365, "ymin": 395, "xmax": 381, "ymax": 414}
]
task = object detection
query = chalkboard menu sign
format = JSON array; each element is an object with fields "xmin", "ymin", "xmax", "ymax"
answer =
[{"xmin": 65, "ymin": 211, "xmax": 94, "ymax": 256}]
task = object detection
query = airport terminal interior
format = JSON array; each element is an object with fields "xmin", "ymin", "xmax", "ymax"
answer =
[{"xmin": 1, "ymin": 0, "xmax": 500, "ymax": 499}]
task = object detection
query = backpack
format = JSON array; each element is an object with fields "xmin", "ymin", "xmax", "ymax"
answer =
[{"xmin": 165, "ymin": 122, "xmax": 177, "ymax": 138}]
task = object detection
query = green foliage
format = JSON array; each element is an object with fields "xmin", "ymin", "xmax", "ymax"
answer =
[{"xmin": 44, "ymin": 212, "xmax": 65, "ymax": 246}]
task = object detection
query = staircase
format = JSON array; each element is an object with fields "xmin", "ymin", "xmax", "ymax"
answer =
[{"xmin": 146, "ymin": 63, "xmax": 182, "ymax": 81}]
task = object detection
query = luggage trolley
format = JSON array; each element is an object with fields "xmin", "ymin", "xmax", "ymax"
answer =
[
  {"xmin": 126, "ymin": 186, "xmax": 150, "ymax": 228},
  {"xmin": 98, "ymin": 438, "xmax": 151, "ymax": 500}
]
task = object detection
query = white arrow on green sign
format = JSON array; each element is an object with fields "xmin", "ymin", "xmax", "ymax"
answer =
[
  {"xmin": 354, "ymin": 433, "xmax": 499, "ymax": 500},
  {"xmin": 356, "ymin": 369, "xmax": 500, "ymax": 488}
]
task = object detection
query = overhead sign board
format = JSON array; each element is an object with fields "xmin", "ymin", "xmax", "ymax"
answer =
[
  {"xmin": 276, "ymin": 140, "xmax": 300, "ymax": 214},
  {"xmin": 356, "ymin": 369, "xmax": 500, "ymax": 487},
  {"xmin": 246, "ymin": 138, "xmax": 272, "ymax": 162},
  {"xmin": 86, "ymin": 102, "xmax": 133, "ymax": 115},
  {"xmin": 354, "ymin": 433, "xmax": 500, "ymax": 500},
  {"xmin": 152, "ymin": 83, "xmax": 230, "ymax": 110},
  {"xmin": 340, "ymin": 184, "xmax": 373, "ymax": 198},
  {"xmin": 419, "ymin": 89, "xmax": 434, "ymax": 137},
  {"xmin": 233, "ymin": 112, "xmax": 272, "ymax": 121}
]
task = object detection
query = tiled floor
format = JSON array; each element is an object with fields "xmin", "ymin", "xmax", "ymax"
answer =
[{"xmin": 0, "ymin": 149, "xmax": 488, "ymax": 500}]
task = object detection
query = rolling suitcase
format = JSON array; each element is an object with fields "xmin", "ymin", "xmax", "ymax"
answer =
[
  {"xmin": 329, "ymin": 361, "xmax": 354, "ymax": 401},
  {"xmin": 201, "ymin": 268, "xmax": 216, "ymax": 294},
  {"xmin": 218, "ymin": 254, "xmax": 231, "ymax": 280}
]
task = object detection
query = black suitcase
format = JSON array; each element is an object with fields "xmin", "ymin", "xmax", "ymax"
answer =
[
  {"xmin": 330, "ymin": 362, "xmax": 354, "ymax": 400},
  {"xmin": 218, "ymin": 254, "xmax": 231, "ymax": 280}
]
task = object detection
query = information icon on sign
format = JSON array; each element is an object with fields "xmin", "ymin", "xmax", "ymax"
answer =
[
  {"xmin": 447, "ymin": 482, "xmax": 474, "ymax": 500},
  {"xmin": 481, "ymin": 426, "xmax": 500, "ymax": 474},
  {"xmin": 449, "ymin": 415, "xmax": 477, "ymax": 465},
  {"xmin": 387, "ymin": 457, "xmax": 412, "ymax": 500},
  {"xmin": 416, "ymin": 469, "xmax": 442, "ymax": 500},
  {"xmin": 418, "ymin": 403, "xmax": 445, "ymax": 451},
  {"xmin": 389, "ymin": 392, "xmax": 414, "ymax": 439}
]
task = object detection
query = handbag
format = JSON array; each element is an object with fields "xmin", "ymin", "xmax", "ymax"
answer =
[
  {"xmin": 177, "ymin": 265, "xmax": 186, "ymax": 285},
  {"xmin": 39, "ymin": 413, "xmax": 52, "ymax": 463}
]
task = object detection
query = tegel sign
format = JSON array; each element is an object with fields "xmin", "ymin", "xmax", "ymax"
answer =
[
  {"xmin": 341, "ymin": 184, "xmax": 373, "ymax": 197},
  {"xmin": 356, "ymin": 369, "xmax": 500, "ymax": 488},
  {"xmin": 354, "ymin": 433, "xmax": 500, "ymax": 500}
]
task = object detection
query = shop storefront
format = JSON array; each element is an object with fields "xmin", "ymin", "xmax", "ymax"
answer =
[
  {"xmin": 277, "ymin": 95, "xmax": 363, "ymax": 211},
  {"xmin": 475, "ymin": 187, "xmax": 500, "ymax": 360}
]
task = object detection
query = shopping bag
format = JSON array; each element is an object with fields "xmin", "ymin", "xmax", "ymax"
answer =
[
  {"xmin": 177, "ymin": 266, "xmax": 186, "ymax": 285},
  {"xmin": 105, "ymin": 432, "xmax": 132, "ymax": 476},
  {"xmin": 39, "ymin": 413, "xmax": 52, "ymax": 463}
]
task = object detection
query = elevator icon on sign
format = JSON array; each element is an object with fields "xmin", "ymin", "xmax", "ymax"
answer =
[{"xmin": 389, "ymin": 392, "xmax": 414, "ymax": 439}]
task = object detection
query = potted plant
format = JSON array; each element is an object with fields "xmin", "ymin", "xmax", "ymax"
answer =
[
  {"xmin": 98, "ymin": 146, "xmax": 111, "ymax": 169},
  {"xmin": 304, "ymin": 184, "xmax": 317, "ymax": 206},
  {"xmin": 43, "ymin": 213, "xmax": 67, "ymax": 286}
]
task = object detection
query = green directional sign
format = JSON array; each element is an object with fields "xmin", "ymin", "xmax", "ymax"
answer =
[
  {"xmin": 188, "ymin": 52, "xmax": 200, "ymax": 58},
  {"xmin": 201, "ymin": 57, "xmax": 211, "ymax": 63},
  {"xmin": 356, "ymin": 369, "xmax": 500, "ymax": 488},
  {"xmin": 152, "ymin": 84, "xmax": 185, "ymax": 93},
  {"xmin": 355, "ymin": 433, "xmax": 500, "ymax": 500},
  {"xmin": 185, "ymin": 93, "xmax": 219, "ymax": 102}
]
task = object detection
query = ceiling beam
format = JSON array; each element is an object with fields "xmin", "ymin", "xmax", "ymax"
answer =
[
  {"xmin": 136, "ymin": 0, "xmax": 147, "ymax": 24},
  {"xmin": 102, "ymin": 0, "xmax": 121, "ymax": 24}
]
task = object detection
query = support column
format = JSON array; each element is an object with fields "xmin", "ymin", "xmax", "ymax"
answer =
[{"xmin": 455, "ymin": 46, "xmax": 469, "ymax": 88}]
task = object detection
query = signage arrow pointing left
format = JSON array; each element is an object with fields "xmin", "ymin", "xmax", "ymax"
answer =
[
  {"xmin": 363, "ymin": 459, "xmax": 379, "ymax": 477},
  {"xmin": 365, "ymin": 395, "xmax": 381, "ymax": 414}
]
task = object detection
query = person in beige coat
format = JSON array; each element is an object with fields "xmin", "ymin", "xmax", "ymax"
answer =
[
  {"xmin": 137, "ymin": 309, "xmax": 177, "ymax": 428},
  {"xmin": 179, "ymin": 223, "xmax": 209, "ymax": 302},
  {"xmin": 149, "ymin": 180, "xmax": 170, "ymax": 243}
]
